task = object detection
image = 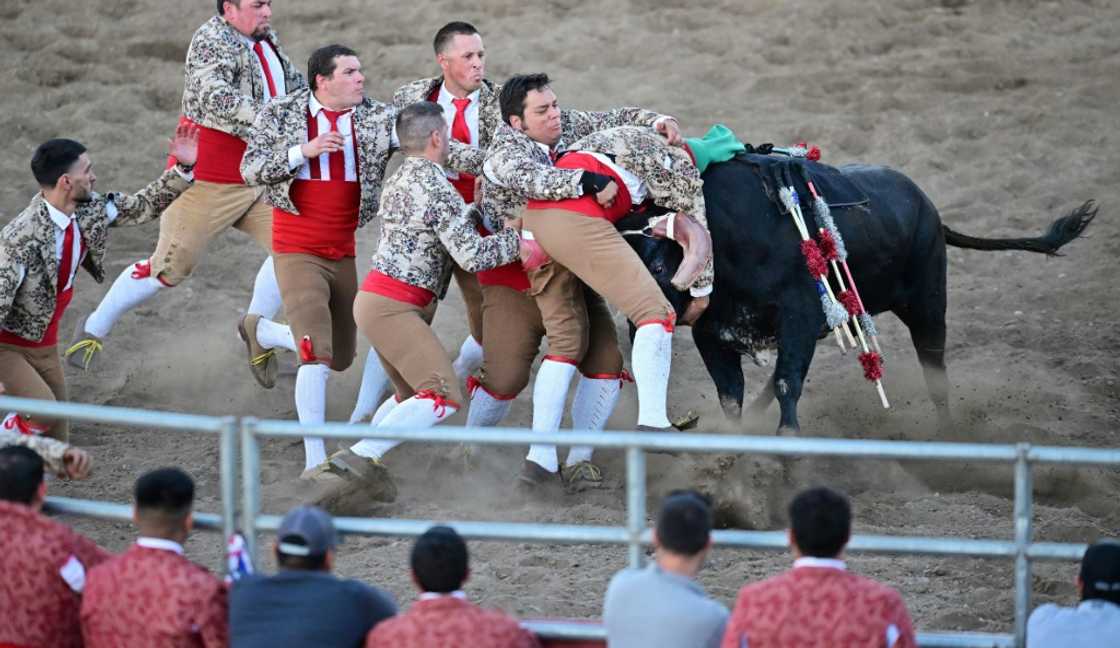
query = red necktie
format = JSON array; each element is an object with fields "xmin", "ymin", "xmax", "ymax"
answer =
[
  {"xmin": 549, "ymin": 148, "xmax": 559, "ymax": 163},
  {"xmin": 252, "ymin": 41, "xmax": 278, "ymax": 99},
  {"xmin": 57, "ymin": 219, "xmax": 75, "ymax": 292},
  {"xmin": 450, "ymin": 98, "xmax": 472, "ymax": 144},
  {"xmin": 322, "ymin": 109, "xmax": 350, "ymax": 181}
]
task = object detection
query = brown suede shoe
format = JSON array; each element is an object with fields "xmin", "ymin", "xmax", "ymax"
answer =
[
  {"xmin": 516, "ymin": 459, "xmax": 561, "ymax": 491},
  {"xmin": 64, "ymin": 316, "xmax": 104, "ymax": 371},
  {"xmin": 561, "ymin": 461, "xmax": 605, "ymax": 493},
  {"xmin": 325, "ymin": 449, "xmax": 398, "ymax": 502},
  {"xmin": 238, "ymin": 314, "xmax": 278, "ymax": 389}
]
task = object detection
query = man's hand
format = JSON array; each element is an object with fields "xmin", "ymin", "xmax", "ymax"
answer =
[
  {"xmin": 680, "ymin": 295, "xmax": 709, "ymax": 326},
  {"xmin": 63, "ymin": 448, "xmax": 92, "ymax": 480},
  {"xmin": 655, "ymin": 118, "xmax": 683, "ymax": 146},
  {"xmin": 301, "ymin": 131, "xmax": 345, "ymax": 159},
  {"xmin": 595, "ymin": 180, "xmax": 619, "ymax": 208},
  {"xmin": 168, "ymin": 122, "xmax": 200, "ymax": 167}
]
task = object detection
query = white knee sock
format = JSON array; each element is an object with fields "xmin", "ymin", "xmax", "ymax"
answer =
[
  {"xmin": 348, "ymin": 348, "xmax": 390, "ymax": 423},
  {"xmin": 255, "ymin": 317, "xmax": 296, "ymax": 352},
  {"xmin": 465, "ymin": 386, "xmax": 513, "ymax": 428},
  {"xmin": 247, "ymin": 256, "xmax": 282, "ymax": 319},
  {"xmin": 451, "ymin": 335, "xmax": 484, "ymax": 380},
  {"xmin": 565, "ymin": 374, "xmax": 622, "ymax": 467},
  {"xmin": 526, "ymin": 359, "xmax": 576, "ymax": 473},
  {"xmin": 295, "ymin": 363, "xmax": 330, "ymax": 470},
  {"xmin": 349, "ymin": 396, "xmax": 400, "ymax": 458},
  {"xmin": 350, "ymin": 394, "xmax": 457, "ymax": 461},
  {"xmin": 84, "ymin": 261, "xmax": 164, "ymax": 339},
  {"xmin": 632, "ymin": 324, "xmax": 673, "ymax": 428}
]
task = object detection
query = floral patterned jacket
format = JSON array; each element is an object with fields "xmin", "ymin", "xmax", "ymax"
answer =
[
  {"xmin": 0, "ymin": 429, "xmax": 71, "ymax": 477},
  {"xmin": 0, "ymin": 168, "xmax": 191, "ymax": 342},
  {"xmin": 241, "ymin": 87, "xmax": 482, "ymax": 228},
  {"xmin": 569, "ymin": 126, "xmax": 713, "ymax": 292},
  {"xmin": 372, "ymin": 157, "xmax": 520, "ymax": 296},
  {"xmin": 479, "ymin": 106, "xmax": 667, "ymax": 229},
  {"xmin": 181, "ymin": 15, "xmax": 306, "ymax": 139}
]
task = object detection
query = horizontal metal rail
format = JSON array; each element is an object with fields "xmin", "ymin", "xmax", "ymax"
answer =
[
  {"xmin": 45, "ymin": 496, "xmax": 224, "ymax": 531},
  {"xmin": 518, "ymin": 621, "xmax": 1015, "ymax": 648},
  {"xmin": 243, "ymin": 418, "xmax": 1120, "ymax": 465},
  {"xmin": 0, "ymin": 395, "xmax": 228, "ymax": 433}
]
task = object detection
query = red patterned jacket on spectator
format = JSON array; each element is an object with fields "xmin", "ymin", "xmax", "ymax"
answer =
[
  {"xmin": 364, "ymin": 592, "xmax": 540, "ymax": 648},
  {"xmin": 80, "ymin": 538, "xmax": 228, "ymax": 648},
  {"xmin": 0, "ymin": 501, "xmax": 111, "ymax": 648},
  {"xmin": 720, "ymin": 558, "xmax": 917, "ymax": 648}
]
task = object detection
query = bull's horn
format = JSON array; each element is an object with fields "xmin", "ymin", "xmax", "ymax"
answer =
[{"xmin": 668, "ymin": 213, "xmax": 712, "ymax": 291}]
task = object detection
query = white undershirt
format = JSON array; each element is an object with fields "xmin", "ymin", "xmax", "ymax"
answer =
[
  {"xmin": 43, "ymin": 200, "xmax": 96, "ymax": 292},
  {"xmin": 287, "ymin": 92, "xmax": 359, "ymax": 181},
  {"xmin": 136, "ymin": 536, "xmax": 185, "ymax": 555},
  {"xmin": 239, "ymin": 34, "xmax": 286, "ymax": 100},
  {"xmin": 418, "ymin": 590, "xmax": 467, "ymax": 601}
]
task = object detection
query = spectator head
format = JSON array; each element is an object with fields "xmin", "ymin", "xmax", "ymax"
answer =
[
  {"xmin": 788, "ymin": 487, "xmax": 852, "ymax": 559},
  {"xmin": 133, "ymin": 468, "xmax": 195, "ymax": 543},
  {"xmin": 410, "ymin": 525, "xmax": 469, "ymax": 594},
  {"xmin": 31, "ymin": 138, "xmax": 95, "ymax": 202},
  {"xmin": 1078, "ymin": 540, "xmax": 1120, "ymax": 605},
  {"xmin": 274, "ymin": 505, "xmax": 337, "ymax": 572},
  {"xmin": 0, "ymin": 446, "xmax": 47, "ymax": 510},
  {"xmin": 396, "ymin": 101, "xmax": 449, "ymax": 160},
  {"xmin": 433, "ymin": 21, "xmax": 485, "ymax": 95},
  {"xmin": 653, "ymin": 490, "xmax": 713, "ymax": 563},
  {"xmin": 499, "ymin": 73, "xmax": 562, "ymax": 147}
]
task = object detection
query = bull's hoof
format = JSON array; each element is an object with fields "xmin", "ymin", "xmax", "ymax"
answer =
[{"xmin": 776, "ymin": 425, "xmax": 800, "ymax": 437}]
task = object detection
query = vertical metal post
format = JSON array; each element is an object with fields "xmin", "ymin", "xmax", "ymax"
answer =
[
  {"xmin": 218, "ymin": 416, "xmax": 239, "ymax": 570},
  {"xmin": 240, "ymin": 418, "xmax": 262, "ymax": 565},
  {"xmin": 626, "ymin": 446, "xmax": 646, "ymax": 568},
  {"xmin": 1013, "ymin": 443, "xmax": 1033, "ymax": 648}
]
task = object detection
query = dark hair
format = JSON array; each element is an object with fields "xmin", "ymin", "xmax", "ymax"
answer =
[
  {"xmin": 276, "ymin": 535, "xmax": 329, "ymax": 571},
  {"xmin": 0, "ymin": 446, "xmax": 45, "ymax": 505},
  {"xmin": 789, "ymin": 487, "xmax": 851, "ymax": 558},
  {"xmin": 216, "ymin": 0, "xmax": 239, "ymax": 16},
  {"xmin": 134, "ymin": 467, "xmax": 195, "ymax": 520},
  {"xmin": 31, "ymin": 139, "xmax": 86, "ymax": 188},
  {"xmin": 433, "ymin": 21, "xmax": 479, "ymax": 54},
  {"xmin": 411, "ymin": 525, "xmax": 469, "ymax": 593},
  {"xmin": 499, "ymin": 73, "xmax": 552, "ymax": 124},
  {"xmin": 1080, "ymin": 540, "xmax": 1120, "ymax": 605},
  {"xmin": 308, "ymin": 44, "xmax": 358, "ymax": 92},
  {"xmin": 656, "ymin": 490, "xmax": 713, "ymax": 556},
  {"xmin": 396, "ymin": 101, "xmax": 446, "ymax": 154}
]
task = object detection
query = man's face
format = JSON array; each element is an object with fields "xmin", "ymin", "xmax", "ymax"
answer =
[
  {"xmin": 513, "ymin": 87, "xmax": 562, "ymax": 147},
  {"xmin": 224, "ymin": 0, "xmax": 272, "ymax": 40},
  {"xmin": 317, "ymin": 55, "xmax": 365, "ymax": 109},
  {"xmin": 437, "ymin": 33, "xmax": 485, "ymax": 95},
  {"xmin": 63, "ymin": 153, "xmax": 96, "ymax": 203}
]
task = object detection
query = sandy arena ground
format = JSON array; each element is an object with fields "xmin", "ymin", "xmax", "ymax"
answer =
[{"xmin": 2, "ymin": 0, "xmax": 1118, "ymax": 634}]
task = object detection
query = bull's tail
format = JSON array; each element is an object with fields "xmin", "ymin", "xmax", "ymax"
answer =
[{"xmin": 942, "ymin": 200, "xmax": 1097, "ymax": 256}]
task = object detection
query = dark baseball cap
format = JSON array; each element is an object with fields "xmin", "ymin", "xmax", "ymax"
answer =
[
  {"xmin": 276, "ymin": 505, "xmax": 337, "ymax": 557},
  {"xmin": 1080, "ymin": 540, "xmax": 1120, "ymax": 599}
]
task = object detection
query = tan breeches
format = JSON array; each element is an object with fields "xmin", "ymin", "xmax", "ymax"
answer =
[
  {"xmin": 0, "ymin": 343, "xmax": 69, "ymax": 441},
  {"xmin": 274, "ymin": 253, "xmax": 357, "ymax": 372}
]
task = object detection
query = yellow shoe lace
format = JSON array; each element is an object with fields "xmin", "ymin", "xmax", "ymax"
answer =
[
  {"xmin": 250, "ymin": 349, "xmax": 275, "ymax": 366},
  {"xmin": 64, "ymin": 339, "xmax": 103, "ymax": 370}
]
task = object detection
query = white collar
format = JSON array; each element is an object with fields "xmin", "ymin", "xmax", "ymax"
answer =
[
  {"xmin": 437, "ymin": 83, "xmax": 480, "ymax": 106},
  {"xmin": 418, "ymin": 590, "xmax": 467, "ymax": 601},
  {"xmin": 136, "ymin": 536, "xmax": 185, "ymax": 555},
  {"xmin": 43, "ymin": 198, "xmax": 73, "ymax": 230},
  {"xmin": 308, "ymin": 92, "xmax": 353, "ymax": 118},
  {"xmin": 793, "ymin": 557, "xmax": 847, "ymax": 571},
  {"xmin": 237, "ymin": 32, "xmax": 259, "ymax": 49},
  {"xmin": 534, "ymin": 141, "xmax": 553, "ymax": 158}
]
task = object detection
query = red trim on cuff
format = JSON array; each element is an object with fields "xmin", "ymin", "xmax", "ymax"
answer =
[{"xmin": 543, "ymin": 354, "xmax": 579, "ymax": 366}]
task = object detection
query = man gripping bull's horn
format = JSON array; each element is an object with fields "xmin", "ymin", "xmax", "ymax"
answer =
[
  {"xmin": 515, "ymin": 123, "xmax": 714, "ymax": 465},
  {"xmin": 475, "ymin": 73, "xmax": 683, "ymax": 490}
]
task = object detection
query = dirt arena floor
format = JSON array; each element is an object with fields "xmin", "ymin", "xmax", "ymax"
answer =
[{"xmin": 3, "ymin": 0, "xmax": 1118, "ymax": 634}]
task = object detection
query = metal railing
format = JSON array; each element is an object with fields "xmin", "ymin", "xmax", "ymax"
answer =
[
  {"xmin": 0, "ymin": 396, "xmax": 238, "ymax": 540},
  {"xmin": 4, "ymin": 395, "xmax": 1118, "ymax": 648}
]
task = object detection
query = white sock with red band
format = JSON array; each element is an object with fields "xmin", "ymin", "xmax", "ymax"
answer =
[
  {"xmin": 247, "ymin": 256, "xmax": 282, "ymax": 319},
  {"xmin": 348, "ymin": 348, "xmax": 390, "ymax": 423},
  {"xmin": 369, "ymin": 395, "xmax": 400, "ymax": 426},
  {"xmin": 632, "ymin": 323, "xmax": 673, "ymax": 428},
  {"xmin": 565, "ymin": 374, "xmax": 622, "ymax": 467},
  {"xmin": 351, "ymin": 394, "xmax": 457, "ymax": 461},
  {"xmin": 295, "ymin": 363, "xmax": 330, "ymax": 471},
  {"xmin": 255, "ymin": 318, "xmax": 296, "ymax": 352},
  {"xmin": 451, "ymin": 335, "xmax": 484, "ymax": 380},
  {"xmin": 84, "ymin": 261, "xmax": 164, "ymax": 339},
  {"xmin": 465, "ymin": 385, "xmax": 513, "ymax": 428},
  {"xmin": 526, "ymin": 359, "xmax": 577, "ymax": 473}
]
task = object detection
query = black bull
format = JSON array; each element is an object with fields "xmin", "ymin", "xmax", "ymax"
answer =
[{"xmin": 617, "ymin": 155, "xmax": 1096, "ymax": 433}]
